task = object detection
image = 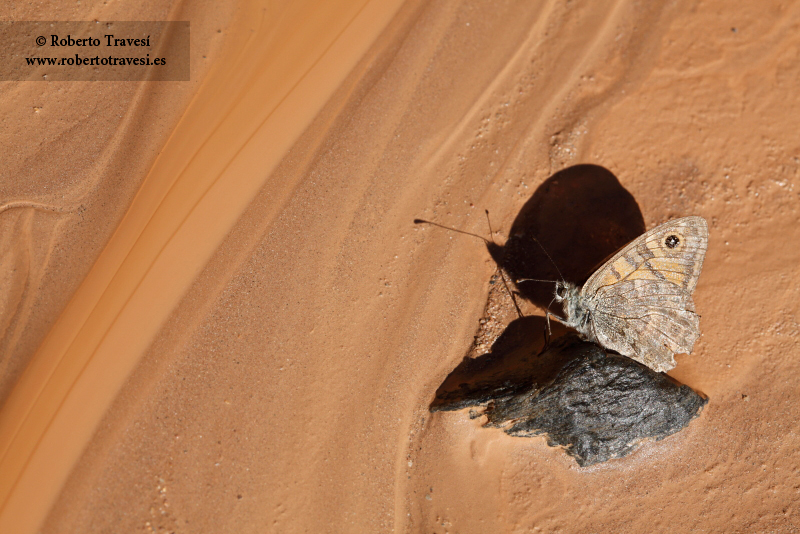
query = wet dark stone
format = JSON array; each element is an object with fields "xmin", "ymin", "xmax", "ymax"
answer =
[{"xmin": 431, "ymin": 334, "xmax": 707, "ymax": 467}]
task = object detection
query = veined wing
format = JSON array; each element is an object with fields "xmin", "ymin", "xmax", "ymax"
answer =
[
  {"xmin": 590, "ymin": 279, "xmax": 700, "ymax": 372},
  {"xmin": 582, "ymin": 216, "xmax": 708, "ymax": 296}
]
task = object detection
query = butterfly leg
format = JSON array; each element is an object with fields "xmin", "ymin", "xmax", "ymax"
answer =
[
  {"xmin": 537, "ymin": 310, "xmax": 553, "ymax": 356},
  {"xmin": 497, "ymin": 269, "xmax": 523, "ymax": 319}
]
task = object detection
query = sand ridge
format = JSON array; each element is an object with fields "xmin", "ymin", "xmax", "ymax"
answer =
[{"xmin": 0, "ymin": 0, "xmax": 404, "ymax": 532}]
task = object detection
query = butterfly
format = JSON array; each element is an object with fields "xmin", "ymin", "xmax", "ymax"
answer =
[{"xmin": 544, "ymin": 216, "xmax": 708, "ymax": 373}]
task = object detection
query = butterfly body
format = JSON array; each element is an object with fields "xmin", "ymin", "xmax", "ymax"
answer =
[
  {"xmin": 555, "ymin": 281, "xmax": 592, "ymax": 337},
  {"xmin": 551, "ymin": 216, "xmax": 708, "ymax": 373}
]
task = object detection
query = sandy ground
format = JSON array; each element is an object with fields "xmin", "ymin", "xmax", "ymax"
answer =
[{"xmin": 1, "ymin": 0, "xmax": 800, "ymax": 532}]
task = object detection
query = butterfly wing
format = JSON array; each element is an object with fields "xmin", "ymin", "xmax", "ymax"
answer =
[
  {"xmin": 582, "ymin": 216, "xmax": 708, "ymax": 372},
  {"xmin": 590, "ymin": 280, "xmax": 700, "ymax": 372},
  {"xmin": 583, "ymin": 216, "xmax": 708, "ymax": 293}
]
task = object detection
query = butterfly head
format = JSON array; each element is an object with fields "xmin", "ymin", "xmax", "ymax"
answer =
[
  {"xmin": 553, "ymin": 280, "xmax": 577, "ymax": 303},
  {"xmin": 552, "ymin": 280, "xmax": 589, "ymax": 332}
]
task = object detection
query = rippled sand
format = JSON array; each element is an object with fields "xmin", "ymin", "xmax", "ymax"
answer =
[{"xmin": 2, "ymin": 1, "xmax": 799, "ymax": 532}]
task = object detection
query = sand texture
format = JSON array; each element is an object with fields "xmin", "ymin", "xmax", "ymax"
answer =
[{"xmin": 1, "ymin": 0, "xmax": 799, "ymax": 532}]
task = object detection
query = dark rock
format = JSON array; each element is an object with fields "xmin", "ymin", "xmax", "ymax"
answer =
[{"xmin": 431, "ymin": 334, "xmax": 707, "ymax": 467}]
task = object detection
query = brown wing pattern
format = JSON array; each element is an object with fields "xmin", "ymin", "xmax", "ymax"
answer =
[
  {"xmin": 583, "ymin": 216, "xmax": 708, "ymax": 294},
  {"xmin": 581, "ymin": 216, "xmax": 708, "ymax": 372},
  {"xmin": 590, "ymin": 279, "xmax": 701, "ymax": 372}
]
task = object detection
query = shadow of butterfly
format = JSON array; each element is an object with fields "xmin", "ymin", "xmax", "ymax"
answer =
[{"xmin": 540, "ymin": 216, "xmax": 708, "ymax": 373}]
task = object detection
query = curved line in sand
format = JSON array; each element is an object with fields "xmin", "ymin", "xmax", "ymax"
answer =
[
  {"xmin": 0, "ymin": 201, "xmax": 77, "ymax": 215},
  {"xmin": 0, "ymin": 1, "xmax": 404, "ymax": 532}
]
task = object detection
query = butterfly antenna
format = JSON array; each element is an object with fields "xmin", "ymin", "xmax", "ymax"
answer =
[
  {"xmin": 413, "ymin": 218, "xmax": 489, "ymax": 244},
  {"xmin": 414, "ymin": 213, "xmax": 524, "ymax": 319},
  {"xmin": 516, "ymin": 277, "xmax": 558, "ymax": 285},
  {"xmin": 484, "ymin": 210, "xmax": 496, "ymax": 241},
  {"xmin": 528, "ymin": 235, "xmax": 566, "ymax": 284}
]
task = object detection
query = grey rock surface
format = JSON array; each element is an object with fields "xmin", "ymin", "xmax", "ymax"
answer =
[{"xmin": 432, "ymin": 333, "xmax": 707, "ymax": 467}]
